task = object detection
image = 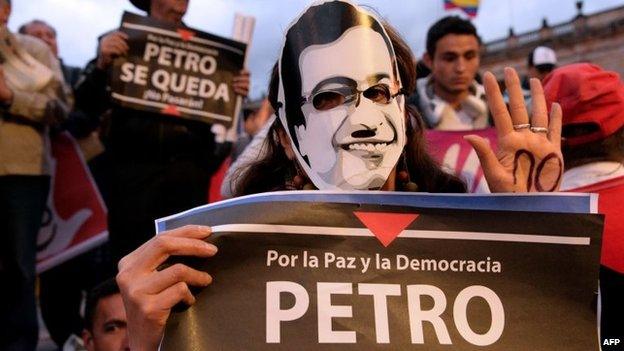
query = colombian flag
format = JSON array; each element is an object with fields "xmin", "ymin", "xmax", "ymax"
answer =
[{"xmin": 444, "ymin": 0, "xmax": 480, "ymax": 18}]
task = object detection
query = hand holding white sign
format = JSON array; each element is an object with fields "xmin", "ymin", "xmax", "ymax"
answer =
[
  {"xmin": 465, "ymin": 67, "xmax": 563, "ymax": 193},
  {"xmin": 116, "ymin": 225, "xmax": 217, "ymax": 351}
]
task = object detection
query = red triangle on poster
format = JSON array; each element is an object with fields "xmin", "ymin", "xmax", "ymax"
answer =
[
  {"xmin": 177, "ymin": 29, "xmax": 195, "ymax": 41},
  {"xmin": 161, "ymin": 104, "xmax": 181, "ymax": 116},
  {"xmin": 354, "ymin": 211, "xmax": 419, "ymax": 247}
]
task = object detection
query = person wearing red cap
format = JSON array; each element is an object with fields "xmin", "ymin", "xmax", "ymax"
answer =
[{"xmin": 543, "ymin": 62, "xmax": 624, "ymax": 344}]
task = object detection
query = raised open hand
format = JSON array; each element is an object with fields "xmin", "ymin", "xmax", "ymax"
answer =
[{"xmin": 465, "ymin": 67, "xmax": 563, "ymax": 193}]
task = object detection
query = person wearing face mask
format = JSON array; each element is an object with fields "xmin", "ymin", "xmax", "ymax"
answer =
[
  {"xmin": 114, "ymin": 1, "xmax": 565, "ymax": 349},
  {"xmin": 224, "ymin": 16, "xmax": 467, "ymax": 196}
]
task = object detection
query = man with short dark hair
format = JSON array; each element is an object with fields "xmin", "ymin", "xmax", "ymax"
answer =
[
  {"xmin": 82, "ymin": 279, "xmax": 129, "ymax": 351},
  {"xmin": 74, "ymin": 0, "xmax": 250, "ymax": 262},
  {"xmin": 409, "ymin": 16, "xmax": 488, "ymax": 130}
]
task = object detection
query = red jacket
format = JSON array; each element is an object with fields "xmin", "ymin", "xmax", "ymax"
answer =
[{"xmin": 567, "ymin": 175, "xmax": 624, "ymax": 274}]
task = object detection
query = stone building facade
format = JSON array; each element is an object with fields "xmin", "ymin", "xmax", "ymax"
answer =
[{"xmin": 480, "ymin": 3, "xmax": 624, "ymax": 80}]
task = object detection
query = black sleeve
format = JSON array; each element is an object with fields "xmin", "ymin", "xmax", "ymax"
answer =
[{"xmin": 73, "ymin": 59, "xmax": 112, "ymax": 120}]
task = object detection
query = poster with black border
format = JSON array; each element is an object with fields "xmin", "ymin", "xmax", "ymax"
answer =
[
  {"xmin": 111, "ymin": 12, "xmax": 246, "ymax": 127},
  {"xmin": 157, "ymin": 191, "xmax": 603, "ymax": 350}
]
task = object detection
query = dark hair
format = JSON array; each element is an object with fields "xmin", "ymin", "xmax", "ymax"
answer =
[
  {"xmin": 426, "ymin": 16, "xmax": 481, "ymax": 56},
  {"xmin": 18, "ymin": 19, "xmax": 56, "ymax": 36},
  {"xmin": 563, "ymin": 126, "xmax": 624, "ymax": 169},
  {"xmin": 232, "ymin": 19, "xmax": 466, "ymax": 196},
  {"xmin": 279, "ymin": 1, "xmax": 398, "ymax": 157},
  {"xmin": 531, "ymin": 63, "xmax": 556, "ymax": 75},
  {"xmin": 84, "ymin": 278, "xmax": 120, "ymax": 331}
]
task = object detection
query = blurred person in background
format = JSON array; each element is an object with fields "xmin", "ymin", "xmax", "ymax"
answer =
[
  {"xmin": 544, "ymin": 63, "xmax": 624, "ymax": 344},
  {"xmin": 232, "ymin": 98, "xmax": 273, "ymax": 161},
  {"xmin": 220, "ymin": 97, "xmax": 274, "ymax": 198},
  {"xmin": 20, "ymin": 18, "xmax": 116, "ymax": 349},
  {"xmin": 74, "ymin": 0, "xmax": 250, "ymax": 263},
  {"xmin": 82, "ymin": 279, "xmax": 129, "ymax": 351},
  {"xmin": 408, "ymin": 16, "xmax": 488, "ymax": 131},
  {"xmin": 19, "ymin": 19, "xmax": 81, "ymax": 87},
  {"xmin": 527, "ymin": 46, "xmax": 557, "ymax": 82},
  {"xmin": 0, "ymin": 0, "xmax": 70, "ymax": 349},
  {"xmin": 407, "ymin": 16, "xmax": 491, "ymax": 193},
  {"xmin": 520, "ymin": 45, "xmax": 558, "ymax": 102}
]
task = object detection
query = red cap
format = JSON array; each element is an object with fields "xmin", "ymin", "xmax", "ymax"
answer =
[{"xmin": 543, "ymin": 63, "xmax": 624, "ymax": 146}]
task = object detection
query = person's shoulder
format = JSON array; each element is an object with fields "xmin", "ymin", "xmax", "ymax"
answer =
[
  {"xmin": 14, "ymin": 33, "xmax": 57, "ymax": 68},
  {"xmin": 14, "ymin": 33, "xmax": 50, "ymax": 56},
  {"xmin": 61, "ymin": 60, "xmax": 83, "ymax": 86},
  {"xmin": 472, "ymin": 79, "xmax": 485, "ymax": 96},
  {"xmin": 407, "ymin": 77, "xmax": 429, "ymax": 108}
]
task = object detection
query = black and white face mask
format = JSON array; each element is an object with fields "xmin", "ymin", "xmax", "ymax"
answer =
[{"xmin": 277, "ymin": 0, "xmax": 406, "ymax": 190}]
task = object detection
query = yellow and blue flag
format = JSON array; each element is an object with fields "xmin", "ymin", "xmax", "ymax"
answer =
[{"xmin": 444, "ymin": 0, "xmax": 480, "ymax": 18}]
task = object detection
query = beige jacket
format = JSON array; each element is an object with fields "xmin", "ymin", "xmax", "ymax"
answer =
[{"xmin": 0, "ymin": 33, "xmax": 69, "ymax": 176}]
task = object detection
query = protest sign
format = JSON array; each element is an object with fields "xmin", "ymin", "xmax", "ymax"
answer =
[
  {"xmin": 111, "ymin": 12, "xmax": 246, "ymax": 127},
  {"xmin": 157, "ymin": 192, "xmax": 602, "ymax": 350},
  {"xmin": 36, "ymin": 132, "xmax": 108, "ymax": 273},
  {"xmin": 425, "ymin": 128, "xmax": 497, "ymax": 193}
]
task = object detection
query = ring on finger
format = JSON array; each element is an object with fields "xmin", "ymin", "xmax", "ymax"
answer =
[
  {"xmin": 530, "ymin": 126, "xmax": 549, "ymax": 133},
  {"xmin": 513, "ymin": 123, "xmax": 531, "ymax": 130}
]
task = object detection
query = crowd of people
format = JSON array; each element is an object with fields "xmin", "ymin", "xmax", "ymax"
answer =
[{"xmin": 0, "ymin": 0, "xmax": 622, "ymax": 350}]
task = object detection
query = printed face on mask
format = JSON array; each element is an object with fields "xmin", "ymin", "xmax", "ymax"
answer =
[{"xmin": 292, "ymin": 25, "xmax": 406, "ymax": 190}]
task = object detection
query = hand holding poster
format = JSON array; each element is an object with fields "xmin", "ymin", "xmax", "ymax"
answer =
[
  {"xmin": 111, "ymin": 12, "xmax": 246, "ymax": 127},
  {"xmin": 155, "ymin": 192, "xmax": 603, "ymax": 350}
]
